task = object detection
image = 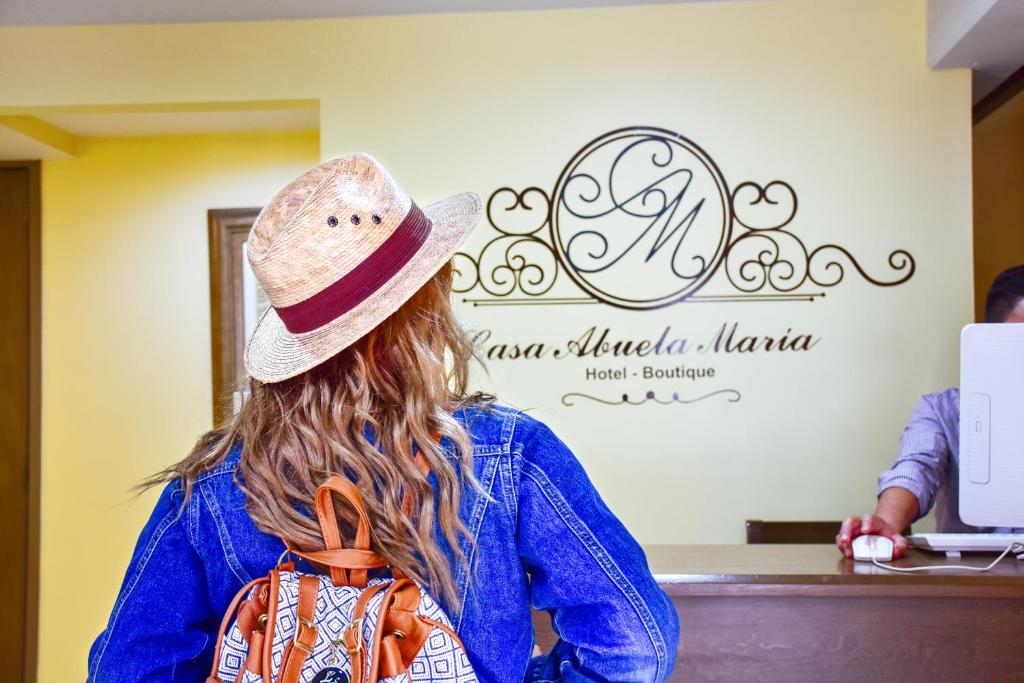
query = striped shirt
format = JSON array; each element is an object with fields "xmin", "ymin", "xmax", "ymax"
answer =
[{"xmin": 878, "ymin": 387, "xmax": 1022, "ymax": 533}]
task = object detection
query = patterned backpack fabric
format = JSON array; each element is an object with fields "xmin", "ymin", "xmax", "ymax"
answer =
[{"xmin": 206, "ymin": 476, "xmax": 478, "ymax": 683}]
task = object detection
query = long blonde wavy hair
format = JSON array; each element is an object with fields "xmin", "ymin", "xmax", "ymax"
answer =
[{"xmin": 147, "ymin": 263, "xmax": 484, "ymax": 607}]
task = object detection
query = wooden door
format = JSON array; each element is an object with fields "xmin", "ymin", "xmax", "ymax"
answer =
[
  {"xmin": 0, "ymin": 161, "xmax": 40, "ymax": 683},
  {"xmin": 973, "ymin": 69, "xmax": 1024, "ymax": 320}
]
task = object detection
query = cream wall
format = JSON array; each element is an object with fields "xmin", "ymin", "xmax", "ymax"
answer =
[
  {"xmin": 39, "ymin": 132, "xmax": 318, "ymax": 681},
  {"xmin": 0, "ymin": 1, "xmax": 972, "ymax": 680}
]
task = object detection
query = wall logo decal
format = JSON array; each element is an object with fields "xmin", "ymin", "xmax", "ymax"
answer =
[
  {"xmin": 455, "ymin": 126, "xmax": 919, "ymax": 408},
  {"xmin": 553, "ymin": 128, "xmax": 731, "ymax": 309},
  {"xmin": 454, "ymin": 126, "xmax": 915, "ymax": 309}
]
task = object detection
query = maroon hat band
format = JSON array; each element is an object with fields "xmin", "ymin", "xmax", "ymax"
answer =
[{"xmin": 275, "ymin": 203, "xmax": 433, "ymax": 334}]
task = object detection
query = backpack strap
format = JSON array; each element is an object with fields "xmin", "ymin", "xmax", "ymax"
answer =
[
  {"xmin": 304, "ymin": 475, "xmax": 377, "ymax": 587},
  {"xmin": 293, "ymin": 548, "xmax": 388, "ymax": 570},
  {"xmin": 344, "ymin": 582, "xmax": 390, "ymax": 683},
  {"xmin": 288, "ymin": 440, "xmax": 434, "ymax": 587},
  {"xmin": 366, "ymin": 579, "xmax": 433, "ymax": 683},
  {"xmin": 262, "ymin": 567, "xmax": 285, "ymax": 675},
  {"xmin": 277, "ymin": 574, "xmax": 320, "ymax": 683},
  {"xmin": 205, "ymin": 575, "xmax": 270, "ymax": 683},
  {"xmin": 376, "ymin": 580, "xmax": 433, "ymax": 679},
  {"xmin": 418, "ymin": 616, "xmax": 468, "ymax": 652}
]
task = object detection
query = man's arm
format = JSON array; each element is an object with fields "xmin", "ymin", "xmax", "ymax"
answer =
[{"xmin": 836, "ymin": 392, "xmax": 953, "ymax": 558}]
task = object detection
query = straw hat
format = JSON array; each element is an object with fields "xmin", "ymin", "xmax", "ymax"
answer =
[{"xmin": 243, "ymin": 154, "xmax": 481, "ymax": 383}]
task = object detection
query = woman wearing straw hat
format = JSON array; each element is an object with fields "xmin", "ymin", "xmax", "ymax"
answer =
[{"xmin": 87, "ymin": 154, "xmax": 680, "ymax": 681}]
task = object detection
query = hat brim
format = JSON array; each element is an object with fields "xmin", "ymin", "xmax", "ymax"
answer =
[{"xmin": 244, "ymin": 192, "xmax": 482, "ymax": 383}]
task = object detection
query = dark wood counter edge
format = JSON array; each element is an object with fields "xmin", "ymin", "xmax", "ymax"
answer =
[
  {"xmin": 658, "ymin": 581, "xmax": 1024, "ymax": 598},
  {"xmin": 654, "ymin": 574, "xmax": 1024, "ymax": 598}
]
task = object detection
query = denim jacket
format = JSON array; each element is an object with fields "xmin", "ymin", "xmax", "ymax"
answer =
[{"xmin": 88, "ymin": 404, "xmax": 680, "ymax": 682}]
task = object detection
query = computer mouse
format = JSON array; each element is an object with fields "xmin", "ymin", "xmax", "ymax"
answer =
[{"xmin": 852, "ymin": 534, "xmax": 894, "ymax": 561}]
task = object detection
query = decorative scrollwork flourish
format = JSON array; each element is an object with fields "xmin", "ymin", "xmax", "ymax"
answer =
[
  {"xmin": 454, "ymin": 128, "xmax": 917, "ymax": 305},
  {"xmin": 807, "ymin": 245, "xmax": 915, "ymax": 287},
  {"xmin": 561, "ymin": 389, "xmax": 742, "ymax": 407},
  {"xmin": 731, "ymin": 180, "xmax": 798, "ymax": 230},
  {"xmin": 724, "ymin": 180, "xmax": 915, "ymax": 293},
  {"xmin": 453, "ymin": 187, "xmax": 559, "ymax": 297}
]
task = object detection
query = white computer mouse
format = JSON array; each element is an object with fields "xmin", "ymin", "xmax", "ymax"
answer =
[{"xmin": 852, "ymin": 534, "xmax": 894, "ymax": 561}]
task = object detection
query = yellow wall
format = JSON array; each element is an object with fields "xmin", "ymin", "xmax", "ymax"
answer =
[
  {"xmin": 973, "ymin": 88, "xmax": 1024, "ymax": 320},
  {"xmin": 40, "ymin": 132, "xmax": 318, "ymax": 681},
  {"xmin": 0, "ymin": 1, "xmax": 973, "ymax": 680}
]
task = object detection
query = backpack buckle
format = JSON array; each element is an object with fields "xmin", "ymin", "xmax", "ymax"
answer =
[
  {"xmin": 343, "ymin": 617, "xmax": 363, "ymax": 656},
  {"xmin": 293, "ymin": 615, "xmax": 318, "ymax": 654}
]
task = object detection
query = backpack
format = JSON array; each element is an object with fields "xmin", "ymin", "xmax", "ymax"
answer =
[{"xmin": 206, "ymin": 475, "xmax": 478, "ymax": 683}]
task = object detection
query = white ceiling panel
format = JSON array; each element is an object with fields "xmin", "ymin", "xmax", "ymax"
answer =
[
  {"xmin": 0, "ymin": 0, "xmax": 733, "ymax": 26},
  {"xmin": 928, "ymin": 0, "xmax": 1024, "ymax": 102}
]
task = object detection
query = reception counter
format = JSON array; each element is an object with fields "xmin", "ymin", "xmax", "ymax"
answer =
[{"xmin": 533, "ymin": 544, "xmax": 1024, "ymax": 682}]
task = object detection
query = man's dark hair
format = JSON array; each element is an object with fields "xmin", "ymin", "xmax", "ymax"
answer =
[{"xmin": 985, "ymin": 265, "xmax": 1024, "ymax": 323}]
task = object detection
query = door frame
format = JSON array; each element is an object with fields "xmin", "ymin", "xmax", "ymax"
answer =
[
  {"xmin": 208, "ymin": 207, "xmax": 261, "ymax": 426},
  {"xmin": 0, "ymin": 160, "xmax": 41, "ymax": 683}
]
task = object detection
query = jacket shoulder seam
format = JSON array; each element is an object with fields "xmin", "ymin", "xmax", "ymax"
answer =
[
  {"xmin": 505, "ymin": 409, "xmax": 522, "ymax": 514},
  {"xmin": 197, "ymin": 483, "xmax": 253, "ymax": 585},
  {"xmin": 195, "ymin": 459, "xmax": 238, "ymax": 482}
]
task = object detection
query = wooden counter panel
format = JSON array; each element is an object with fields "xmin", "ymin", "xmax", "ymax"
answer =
[
  {"xmin": 533, "ymin": 544, "xmax": 1024, "ymax": 681},
  {"xmin": 673, "ymin": 593, "xmax": 1024, "ymax": 682}
]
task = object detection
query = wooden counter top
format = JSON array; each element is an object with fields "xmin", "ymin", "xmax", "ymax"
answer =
[{"xmin": 643, "ymin": 544, "xmax": 1024, "ymax": 596}]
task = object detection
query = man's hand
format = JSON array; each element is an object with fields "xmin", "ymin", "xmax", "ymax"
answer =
[
  {"xmin": 836, "ymin": 514, "xmax": 909, "ymax": 559},
  {"xmin": 837, "ymin": 487, "xmax": 919, "ymax": 559}
]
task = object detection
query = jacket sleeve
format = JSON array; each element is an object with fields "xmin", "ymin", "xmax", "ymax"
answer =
[
  {"xmin": 87, "ymin": 480, "xmax": 217, "ymax": 682},
  {"xmin": 515, "ymin": 416, "xmax": 680, "ymax": 683},
  {"xmin": 877, "ymin": 393, "xmax": 951, "ymax": 519}
]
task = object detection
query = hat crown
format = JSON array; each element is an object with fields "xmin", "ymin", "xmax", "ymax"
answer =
[{"xmin": 247, "ymin": 154, "xmax": 413, "ymax": 308}]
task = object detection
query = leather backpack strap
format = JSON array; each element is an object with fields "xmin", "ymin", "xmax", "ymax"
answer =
[
  {"xmin": 366, "ymin": 579, "xmax": 421, "ymax": 683},
  {"xmin": 314, "ymin": 475, "xmax": 374, "ymax": 586},
  {"xmin": 277, "ymin": 574, "xmax": 320, "ymax": 683},
  {"xmin": 239, "ymin": 630, "xmax": 264, "ymax": 680},
  {"xmin": 292, "ymin": 548, "xmax": 388, "ymax": 570},
  {"xmin": 418, "ymin": 616, "xmax": 468, "ymax": 652},
  {"xmin": 262, "ymin": 569, "xmax": 284, "ymax": 676},
  {"xmin": 344, "ymin": 582, "xmax": 389, "ymax": 683},
  {"xmin": 205, "ymin": 576, "xmax": 271, "ymax": 682},
  {"xmin": 377, "ymin": 581, "xmax": 432, "ymax": 678},
  {"xmin": 235, "ymin": 583, "xmax": 270, "ymax": 645},
  {"xmin": 298, "ymin": 438, "xmax": 435, "ymax": 587}
]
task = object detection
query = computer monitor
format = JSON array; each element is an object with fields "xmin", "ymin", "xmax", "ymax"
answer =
[{"xmin": 960, "ymin": 323, "xmax": 1024, "ymax": 527}]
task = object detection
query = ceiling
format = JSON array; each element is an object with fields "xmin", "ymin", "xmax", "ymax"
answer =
[
  {"xmin": 0, "ymin": 0, "xmax": 731, "ymax": 26},
  {"xmin": 2, "ymin": 1, "xmax": 1020, "ymax": 103},
  {"xmin": 2, "ymin": 0, "xmax": 1022, "ymax": 160},
  {"xmin": 928, "ymin": 0, "xmax": 1024, "ymax": 102}
]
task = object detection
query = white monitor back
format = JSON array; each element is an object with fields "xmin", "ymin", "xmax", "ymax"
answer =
[{"xmin": 960, "ymin": 323, "xmax": 1024, "ymax": 527}]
